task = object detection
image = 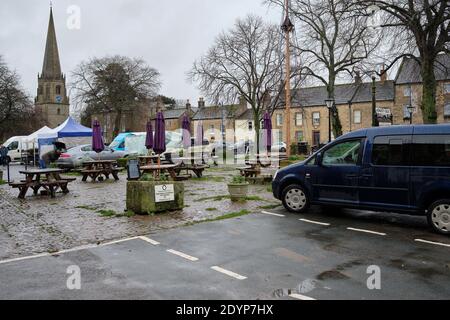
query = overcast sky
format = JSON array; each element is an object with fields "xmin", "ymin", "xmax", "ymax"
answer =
[{"xmin": 0, "ymin": 0, "xmax": 281, "ymax": 108}]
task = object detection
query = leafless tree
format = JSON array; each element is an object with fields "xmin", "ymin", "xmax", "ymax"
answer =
[
  {"xmin": 0, "ymin": 56, "xmax": 42, "ymax": 141},
  {"xmin": 267, "ymin": 0, "xmax": 382, "ymax": 137},
  {"xmin": 70, "ymin": 55, "xmax": 161, "ymax": 136},
  {"xmin": 188, "ymin": 15, "xmax": 302, "ymax": 149},
  {"xmin": 360, "ymin": 0, "xmax": 449, "ymax": 124}
]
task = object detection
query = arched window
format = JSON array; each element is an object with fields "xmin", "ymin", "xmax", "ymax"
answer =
[{"xmin": 56, "ymin": 85, "xmax": 61, "ymax": 95}]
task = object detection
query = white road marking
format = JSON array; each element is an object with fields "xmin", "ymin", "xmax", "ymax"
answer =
[
  {"xmin": 0, "ymin": 236, "xmax": 142, "ymax": 265},
  {"xmin": 299, "ymin": 218, "xmax": 330, "ymax": 226},
  {"xmin": 138, "ymin": 236, "xmax": 160, "ymax": 245},
  {"xmin": 211, "ymin": 266, "xmax": 247, "ymax": 280},
  {"xmin": 415, "ymin": 239, "xmax": 450, "ymax": 248},
  {"xmin": 347, "ymin": 227, "xmax": 386, "ymax": 236},
  {"xmin": 289, "ymin": 293, "xmax": 316, "ymax": 301},
  {"xmin": 166, "ymin": 249, "xmax": 199, "ymax": 261},
  {"xmin": 261, "ymin": 211, "xmax": 285, "ymax": 217},
  {"xmin": 0, "ymin": 252, "xmax": 51, "ymax": 265}
]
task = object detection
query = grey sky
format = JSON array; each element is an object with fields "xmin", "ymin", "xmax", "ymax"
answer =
[{"xmin": 0, "ymin": 0, "xmax": 281, "ymax": 108}]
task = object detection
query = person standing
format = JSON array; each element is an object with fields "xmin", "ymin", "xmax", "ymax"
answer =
[{"xmin": 0, "ymin": 145, "xmax": 8, "ymax": 166}]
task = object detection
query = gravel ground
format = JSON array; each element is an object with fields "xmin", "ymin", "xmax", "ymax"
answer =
[{"xmin": 0, "ymin": 164, "xmax": 280, "ymax": 260}]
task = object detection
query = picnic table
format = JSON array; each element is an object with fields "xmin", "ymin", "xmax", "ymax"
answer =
[
  {"xmin": 81, "ymin": 160, "xmax": 122, "ymax": 182},
  {"xmin": 9, "ymin": 168, "xmax": 76, "ymax": 199},
  {"xmin": 237, "ymin": 164, "xmax": 260, "ymax": 178},
  {"xmin": 140, "ymin": 164, "xmax": 179, "ymax": 180},
  {"xmin": 138, "ymin": 155, "xmax": 159, "ymax": 166},
  {"xmin": 174, "ymin": 157, "xmax": 208, "ymax": 178}
]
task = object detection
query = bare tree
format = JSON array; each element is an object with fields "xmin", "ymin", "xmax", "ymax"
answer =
[
  {"xmin": 361, "ymin": 0, "xmax": 449, "ymax": 124},
  {"xmin": 0, "ymin": 56, "xmax": 42, "ymax": 141},
  {"xmin": 70, "ymin": 55, "xmax": 161, "ymax": 136},
  {"xmin": 267, "ymin": 0, "xmax": 382, "ymax": 137},
  {"xmin": 188, "ymin": 15, "xmax": 302, "ymax": 150}
]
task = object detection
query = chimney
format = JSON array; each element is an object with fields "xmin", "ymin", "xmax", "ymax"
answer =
[
  {"xmin": 354, "ymin": 70, "xmax": 362, "ymax": 85},
  {"xmin": 198, "ymin": 97, "xmax": 205, "ymax": 108},
  {"xmin": 186, "ymin": 99, "xmax": 191, "ymax": 111},
  {"xmin": 239, "ymin": 95, "xmax": 247, "ymax": 107},
  {"xmin": 380, "ymin": 65, "xmax": 387, "ymax": 84}
]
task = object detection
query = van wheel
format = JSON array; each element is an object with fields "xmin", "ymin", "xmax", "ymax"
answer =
[
  {"xmin": 427, "ymin": 200, "xmax": 450, "ymax": 235},
  {"xmin": 281, "ymin": 184, "xmax": 310, "ymax": 213}
]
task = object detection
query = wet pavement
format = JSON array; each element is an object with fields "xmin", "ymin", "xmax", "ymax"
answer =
[
  {"xmin": 0, "ymin": 209, "xmax": 449, "ymax": 300},
  {"xmin": 0, "ymin": 164, "xmax": 278, "ymax": 260},
  {"xmin": 1, "ymin": 163, "xmax": 449, "ymax": 299}
]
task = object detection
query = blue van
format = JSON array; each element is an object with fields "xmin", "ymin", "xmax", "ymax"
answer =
[{"xmin": 272, "ymin": 124, "xmax": 450, "ymax": 235}]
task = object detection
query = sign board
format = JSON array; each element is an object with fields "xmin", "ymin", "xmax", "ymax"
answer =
[
  {"xmin": 155, "ymin": 184, "xmax": 175, "ymax": 203},
  {"xmin": 127, "ymin": 159, "xmax": 140, "ymax": 180},
  {"xmin": 376, "ymin": 107, "xmax": 393, "ymax": 125}
]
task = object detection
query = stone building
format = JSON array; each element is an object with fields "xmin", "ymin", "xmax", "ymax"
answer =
[
  {"xmin": 192, "ymin": 97, "xmax": 248, "ymax": 143},
  {"xmin": 157, "ymin": 100, "xmax": 197, "ymax": 132},
  {"xmin": 393, "ymin": 54, "xmax": 450, "ymax": 125},
  {"xmin": 34, "ymin": 7, "xmax": 70, "ymax": 128}
]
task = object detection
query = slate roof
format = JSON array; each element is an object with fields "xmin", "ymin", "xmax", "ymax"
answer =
[
  {"xmin": 395, "ymin": 53, "xmax": 450, "ymax": 84},
  {"xmin": 277, "ymin": 80, "xmax": 395, "ymax": 109},
  {"xmin": 162, "ymin": 107, "xmax": 197, "ymax": 119},
  {"xmin": 193, "ymin": 104, "xmax": 240, "ymax": 120}
]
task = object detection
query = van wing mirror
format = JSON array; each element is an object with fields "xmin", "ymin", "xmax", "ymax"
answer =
[{"xmin": 316, "ymin": 152, "xmax": 323, "ymax": 166}]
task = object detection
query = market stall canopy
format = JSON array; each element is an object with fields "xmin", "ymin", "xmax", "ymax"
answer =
[
  {"xmin": 38, "ymin": 116, "xmax": 92, "ymax": 139},
  {"xmin": 23, "ymin": 126, "xmax": 53, "ymax": 144}
]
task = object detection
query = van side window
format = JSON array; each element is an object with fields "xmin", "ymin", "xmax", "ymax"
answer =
[
  {"xmin": 7, "ymin": 141, "xmax": 18, "ymax": 150},
  {"xmin": 372, "ymin": 136, "xmax": 410, "ymax": 166},
  {"xmin": 322, "ymin": 140, "xmax": 361, "ymax": 166},
  {"xmin": 412, "ymin": 135, "xmax": 450, "ymax": 167}
]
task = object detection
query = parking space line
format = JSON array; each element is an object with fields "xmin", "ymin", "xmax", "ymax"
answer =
[
  {"xmin": 261, "ymin": 211, "xmax": 285, "ymax": 217},
  {"xmin": 299, "ymin": 218, "xmax": 330, "ymax": 226},
  {"xmin": 139, "ymin": 236, "xmax": 160, "ymax": 245},
  {"xmin": 347, "ymin": 227, "xmax": 386, "ymax": 236},
  {"xmin": 289, "ymin": 293, "xmax": 316, "ymax": 301},
  {"xmin": 0, "ymin": 252, "xmax": 51, "ymax": 265},
  {"xmin": 211, "ymin": 266, "xmax": 247, "ymax": 280},
  {"xmin": 102, "ymin": 236, "xmax": 140, "ymax": 246},
  {"xmin": 166, "ymin": 249, "xmax": 199, "ymax": 261},
  {"xmin": 415, "ymin": 239, "xmax": 450, "ymax": 248}
]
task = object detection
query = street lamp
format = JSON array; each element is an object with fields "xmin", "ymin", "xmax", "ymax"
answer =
[
  {"xmin": 325, "ymin": 98, "xmax": 335, "ymax": 143},
  {"xmin": 407, "ymin": 105, "xmax": 415, "ymax": 125}
]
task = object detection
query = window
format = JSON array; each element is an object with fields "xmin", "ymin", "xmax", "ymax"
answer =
[
  {"xmin": 248, "ymin": 121, "xmax": 253, "ymax": 131},
  {"xmin": 56, "ymin": 85, "xmax": 61, "ymax": 95},
  {"xmin": 372, "ymin": 135, "xmax": 410, "ymax": 166},
  {"xmin": 7, "ymin": 141, "xmax": 18, "ymax": 151},
  {"xmin": 209, "ymin": 124, "xmax": 214, "ymax": 133},
  {"xmin": 404, "ymin": 87, "xmax": 411, "ymax": 97},
  {"xmin": 312, "ymin": 112, "xmax": 320, "ymax": 126},
  {"xmin": 276, "ymin": 131, "xmax": 283, "ymax": 143},
  {"xmin": 412, "ymin": 135, "xmax": 450, "ymax": 167},
  {"xmin": 276, "ymin": 114, "xmax": 283, "ymax": 126},
  {"xmin": 295, "ymin": 113, "xmax": 303, "ymax": 126},
  {"xmin": 57, "ymin": 108, "xmax": 60, "ymax": 115},
  {"xmin": 444, "ymin": 83, "xmax": 450, "ymax": 94},
  {"xmin": 403, "ymin": 105, "xmax": 412, "ymax": 119},
  {"xmin": 322, "ymin": 140, "xmax": 361, "ymax": 166},
  {"xmin": 353, "ymin": 110, "xmax": 362, "ymax": 124},
  {"xmin": 444, "ymin": 104, "xmax": 450, "ymax": 118},
  {"xmin": 295, "ymin": 131, "xmax": 303, "ymax": 142}
]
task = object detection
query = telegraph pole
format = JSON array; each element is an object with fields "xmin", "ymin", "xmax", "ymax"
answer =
[{"xmin": 281, "ymin": 0, "xmax": 294, "ymax": 157}]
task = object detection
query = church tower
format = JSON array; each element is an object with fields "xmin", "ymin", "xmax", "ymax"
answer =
[{"xmin": 35, "ymin": 7, "xmax": 70, "ymax": 127}]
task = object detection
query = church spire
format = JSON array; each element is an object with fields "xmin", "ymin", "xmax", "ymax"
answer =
[{"xmin": 41, "ymin": 6, "xmax": 62, "ymax": 79}]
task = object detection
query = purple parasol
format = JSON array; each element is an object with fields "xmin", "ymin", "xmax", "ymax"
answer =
[
  {"xmin": 92, "ymin": 119, "xmax": 105, "ymax": 153},
  {"xmin": 153, "ymin": 112, "xmax": 166, "ymax": 155},
  {"xmin": 263, "ymin": 112, "xmax": 272, "ymax": 152},
  {"xmin": 182, "ymin": 114, "xmax": 191, "ymax": 149},
  {"xmin": 145, "ymin": 121, "xmax": 154, "ymax": 150}
]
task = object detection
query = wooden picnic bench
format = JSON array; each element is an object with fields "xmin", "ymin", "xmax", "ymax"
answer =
[
  {"xmin": 140, "ymin": 164, "xmax": 179, "ymax": 180},
  {"xmin": 237, "ymin": 166, "xmax": 260, "ymax": 178},
  {"xmin": 81, "ymin": 160, "xmax": 123, "ymax": 182},
  {"xmin": 9, "ymin": 169, "xmax": 75, "ymax": 199}
]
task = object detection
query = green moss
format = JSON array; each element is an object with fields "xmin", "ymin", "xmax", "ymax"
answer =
[
  {"xmin": 76, "ymin": 205, "xmax": 97, "ymax": 211},
  {"xmin": 258, "ymin": 204, "xmax": 281, "ymax": 210},
  {"xmin": 197, "ymin": 195, "xmax": 267, "ymax": 202},
  {"xmin": 97, "ymin": 209, "xmax": 116, "ymax": 217},
  {"xmin": 0, "ymin": 180, "xmax": 7, "ymax": 185},
  {"xmin": 184, "ymin": 209, "xmax": 251, "ymax": 226},
  {"xmin": 205, "ymin": 207, "xmax": 217, "ymax": 211},
  {"xmin": 266, "ymin": 185, "xmax": 273, "ymax": 192}
]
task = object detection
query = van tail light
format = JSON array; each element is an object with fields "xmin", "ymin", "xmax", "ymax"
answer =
[{"xmin": 59, "ymin": 153, "xmax": 71, "ymax": 158}]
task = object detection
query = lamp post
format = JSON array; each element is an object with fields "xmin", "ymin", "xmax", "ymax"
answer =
[
  {"xmin": 407, "ymin": 105, "xmax": 415, "ymax": 125},
  {"xmin": 325, "ymin": 98, "xmax": 335, "ymax": 143}
]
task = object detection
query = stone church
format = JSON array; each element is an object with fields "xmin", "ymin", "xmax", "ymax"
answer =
[{"xmin": 34, "ymin": 7, "xmax": 70, "ymax": 128}]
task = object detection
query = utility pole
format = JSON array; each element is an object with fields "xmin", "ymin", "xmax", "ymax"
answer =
[{"xmin": 281, "ymin": 0, "xmax": 294, "ymax": 157}]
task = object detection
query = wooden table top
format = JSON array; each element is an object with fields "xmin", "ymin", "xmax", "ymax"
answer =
[
  {"xmin": 140, "ymin": 164, "xmax": 179, "ymax": 170},
  {"xmin": 19, "ymin": 169, "xmax": 64, "ymax": 175}
]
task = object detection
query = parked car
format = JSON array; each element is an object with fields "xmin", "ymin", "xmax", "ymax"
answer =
[
  {"xmin": 271, "ymin": 142, "xmax": 287, "ymax": 153},
  {"xmin": 272, "ymin": 124, "xmax": 450, "ymax": 235},
  {"xmin": 55, "ymin": 144, "xmax": 128, "ymax": 169}
]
